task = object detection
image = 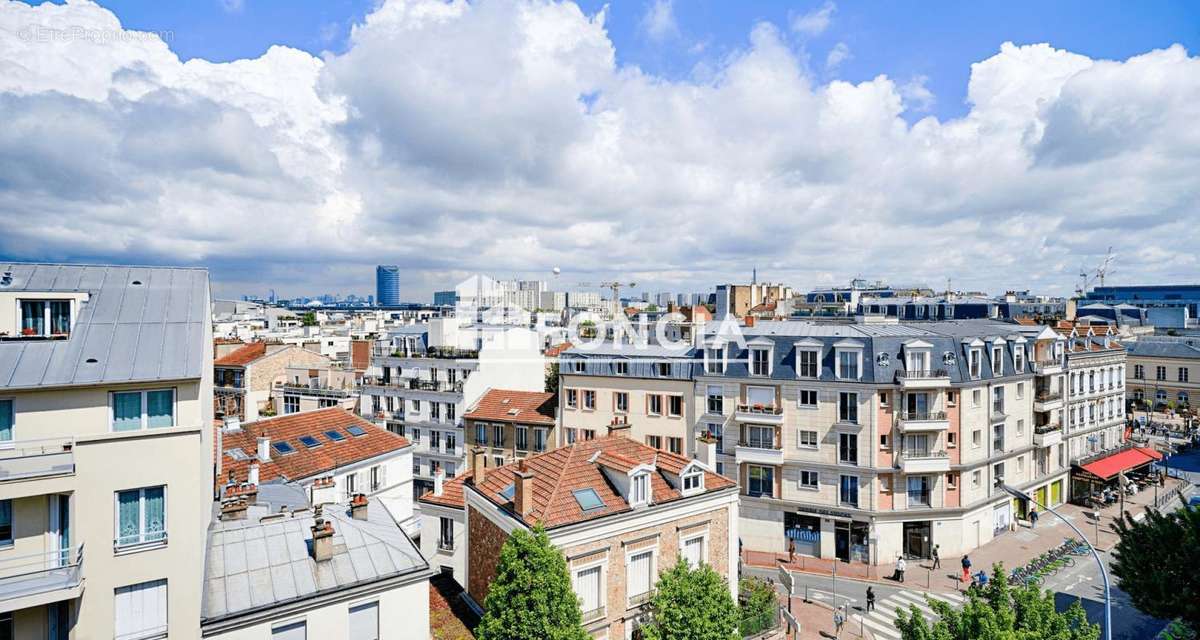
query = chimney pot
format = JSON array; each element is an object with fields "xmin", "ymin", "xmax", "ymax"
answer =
[
  {"xmin": 513, "ymin": 464, "xmax": 535, "ymax": 518},
  {"xmin": 471, "ymin": 447, "xmax": 488, "ymax": 485},
  {"xmin": 248, "ymin": 463, "xmax": 260, "ymax": 486},
  {"xmin": 350, "ymin": 493, "xmax": 369, "ymax": 520},
  {"xmin": 256, "ymin": 435, "xmax": 270, "ymax": 463},
  {"xmin": 433, "ymin": 469, "xmax": 446, "ymax": 497},
  {"xmin": 310, "ymin": 517, "xmax": 335, "ymax": 562}
]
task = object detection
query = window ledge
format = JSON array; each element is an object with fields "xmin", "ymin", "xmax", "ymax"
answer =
[{"xmin": 114, "ymin": 538, "xmax": 168, "ymax": 556}]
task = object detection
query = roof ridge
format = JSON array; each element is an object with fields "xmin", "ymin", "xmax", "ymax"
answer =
[{"xmin": 539, "ymin": 443, "xmax": 582, "ymax": 523}]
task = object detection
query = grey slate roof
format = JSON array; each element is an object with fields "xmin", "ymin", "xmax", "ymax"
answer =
[
  {"xmin": 1126, "ymin": 339, "xmax": 1200, "ymax": 360},
  {"xmin": 202, "ymin": 497, "xmax": 428, "ymax": 624},
  {"xmin": 0, "ymin": 263, "xmax": 209, "ymax": 390}
]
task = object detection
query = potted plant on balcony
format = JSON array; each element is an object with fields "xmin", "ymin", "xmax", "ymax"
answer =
[{"xmin": 20, "ymin": 327, "xmax": 36, "ymax": 336}]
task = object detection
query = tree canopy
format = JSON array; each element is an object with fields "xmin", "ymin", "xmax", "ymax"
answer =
[
  {"xmin": 895, "ymin": 562, "xmax": 1099, "ymax": 640},
  {"xmin": 1111, "ymin": 506, "xmax": 1200, "ymax": 634},
  {"xmin": 475, "ymin": 526, "xmax": 588, "ymax": 640},
  {"xmin": 641, "ymin": 559, "xmax": 738, "ymax": 640}
]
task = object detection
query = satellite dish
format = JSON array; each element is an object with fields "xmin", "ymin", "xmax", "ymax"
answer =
[{"xmin": 552, "ymin": 267, "xmax": 561, "ymax": 276}]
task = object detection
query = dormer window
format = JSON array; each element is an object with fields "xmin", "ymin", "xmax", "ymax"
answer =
[
  {"xmin": 969, "ymin": 349, "xmax": 982, "ymax": 379},
  {"xmin": 1013, "ymin": 346, "xmax": 1025, "ymax": 372},
  {"xmin": 704, "ymin": 347, "xmax": 726, "ymax": 374},
  {"xmin": 991, "ymin": 346, "xmax": 1003, "ymax": 376},
  {"xmin": 615, "ymin": 361, "xmax": 629, "ymax": 375},
  {"xmin": 19, "ymin": 299, "xmax": 72, "ymax": 337},
  {"xmin": 631, "ymin": 472, "xmax": 651, "ymax": 506},
  {"xmin": 682, "ymin": 468, "xmax": 704, "ymax": 495},
  {"xmin": 750, "ymin": 348, "xmax": 771, "ymax": 376},
  {"xmin": 572, "ymin": 360, "xmax": 585, "ymax": 373},
  {"xmin": 797, "ymin": 349, "xmax": 819, "ymax": 378},
  {"xmin": 835, "ymin": 350, "xmax": 861, "ymax": 380}
]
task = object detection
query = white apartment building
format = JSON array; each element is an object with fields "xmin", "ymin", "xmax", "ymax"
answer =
[
  {"xmin": 699, "ymin": 320, "xmax": 1067, "ymax": 564},
  {"xmin": 0, "ymin": 263, "xmax": 214, "ymax": 639},
  {"xmin": 360, "ymin": 323, "xmax": 543, "ymax": 496},
  {"xmin": 1056, "ymin": 324, "xmax": 1128, "ymax": 497}
]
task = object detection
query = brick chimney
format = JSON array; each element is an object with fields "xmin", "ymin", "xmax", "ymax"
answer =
[
  {"xmin": 310, "ymin": 507, "xmax": 334, "ymax": 562},
  {"xmin": 513, "ymin": 460, "xmax": 534, "ymax": 518},
  {"xmin": 311, "ymin": 476, "xmax": 337, "ymax": 506},
  {"xmin": 434, "ymin": 468, "xmax": 446, "ymax": 497},
  {"xmin": 256, "ymin": 434, "xmax": 270, "ymax": 463},
  {"xmin": 608, "ymin": 415, "xmax": 631, "ymax": 438},
  {"xmin": 220, "ymin": 497, "xmax": 248, "ymax": 521},
  {"xmin": 350, "ymin": 493, "xmax": 369, "ymax": 520},
  {"xmin": 695, "ymin": 432, "xmax": 717, "ymax": 468},
  {"xmin": 744, "ymin": 316, "xmax": 756, "ymax": 328},
  {"xmin": 471, "ymin": 447, "xmax": 488, "ymax": 485}
]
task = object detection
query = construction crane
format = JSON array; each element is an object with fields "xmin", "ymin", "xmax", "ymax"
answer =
[
  {"xmin": 576, "ymin": 281, "xmax": 637, "ymax": 316},
  {"xmin": 1075, "ymin": 247, "xmax": 1116, "ymax": 297}
]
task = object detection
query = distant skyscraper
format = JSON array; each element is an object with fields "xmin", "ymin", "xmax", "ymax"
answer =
[{"xmin": 376, "ymin": 265, "xmax": 401, "ymax": 306}]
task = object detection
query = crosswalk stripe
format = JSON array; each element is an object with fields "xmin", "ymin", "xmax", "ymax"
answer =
[
  {"xmin": 929, "ymin": 592, "xmax": 965, "ymax": 605},
  {"xmin": 856, "ymin": 614, "xmax": 901, "ymax": 639},
  {"xmin": 888, "ymin": 592, "xmax": 936, "ymax": 617}
]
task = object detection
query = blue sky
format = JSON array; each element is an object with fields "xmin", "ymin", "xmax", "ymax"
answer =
[
  {"xmin": 3, "ymin": 1, "xmax": 1199, "ymax": 301},
  {"xmin": 100, "ymin": 0, "xmax": 1200, "ymax": 123}
]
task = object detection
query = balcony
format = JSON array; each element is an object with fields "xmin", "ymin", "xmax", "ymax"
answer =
[
  {"xmin": 895, "ymin": 411, "xmax": 949, "ymax": 432},
  {"xmin": 896, "ymin": 369, "xmax": 951, "ymax": 388},
  {"xmin": 1034, "ymin": 390, "xmax": 1063, "ymax": 412},
  {"xmin": 274, "ymin": 383, "xmax": 351, "ymax": 399},
  {"xmin": 374, "ymin": 347, "xmax": 479, "ymax": 360},
  {"xmin": 581, "ymin": 605, "xmax": 607, "ymax": 625},
  {"xmin": 735, "ymin": 441, "xmax": 784, "ymax": 466},
  {"xmin": 734, "ymin": 404, "xmax": 784, "ymax": 425},
  {"xmin": 896, "ymin": 450, "xmax": 950, "ymax": 474},
  {"xmin": 0, "ymin": 438, "xmax": 75, "ymax": 486},
  {"xmin": 1033, "ymin": 423, "xmax": 1062, "ymax": 448},
  {"xmin": 0, "ymin": 546, "xmax": 84, "ymax": 611},
  {"xmin": 1031, "ymin": 358, "xmax": 1064, "ymax": 375}
]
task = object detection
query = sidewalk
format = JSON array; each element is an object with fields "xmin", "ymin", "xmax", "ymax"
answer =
[
  {"xmin": 783, "ymin": 594, "xmax": 872, "ymax": 640},
  {"xmin": 743, "ymin": 476, "xmax": 1190, "ymax": 597}
]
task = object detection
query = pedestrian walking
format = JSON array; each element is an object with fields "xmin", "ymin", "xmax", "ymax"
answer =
[
  {"xmin": 897, "ymin": 556, "xmax": 907, "ymax": 583},
  {"xmin": 834, "ymin": 605, "xmax": 846, "ymax": 637},
  {"xmin": 1030, "ymin": 508, "xmax": 1039, "ymax": 529},
  {"xmin": 932, "ymin": 544, "xmax": 941, "ymax": 569},
  {"xmin": 961, "ymin": 554, "xmax": 972, "ymax": 583},
  {"xmin": 866, "ymin": 586, "xmax": 876, "ymax": 613}
]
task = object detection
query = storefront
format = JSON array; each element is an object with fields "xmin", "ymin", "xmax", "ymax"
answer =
[
  {"xmin": 835, "ymin": 521, "xmax": 870, "ymax": 563},
  {"xmin": 1071, "ymin": 445, "xmax": 1163, "ymax": 503},
  {"xmin": 992, "ymin": 501, "xmax": 1012, "ymax": 535},
  {"xmin": 902, "ymin": 521, "xmax": 932, "ymax": 559},
  {"xmin": 784, "ymin": 513, "xmax": 821, "ymax": 557}
]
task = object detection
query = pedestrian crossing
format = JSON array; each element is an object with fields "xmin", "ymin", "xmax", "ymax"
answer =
[{"xmin": 851, "ymin": 589, "xmax": 966, "ymax": 640}]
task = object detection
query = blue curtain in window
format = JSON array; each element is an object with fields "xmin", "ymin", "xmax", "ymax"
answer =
[
  {"xmin": 144, "ymin": 488, "xmax": 165, "ymax": 541},
  {"xmin": 146, "ymin": 391, "xmax": 173, "ymax": 429},
  {"xmin": 20, "ymin": 300, "xmax": 44, "ymax": 335},
  {"xmin": 0, "ymin": 400, "xmax": 12, "ymax": 442},
  {"xmin": 49, "ymin": 300, "xmax": 71, "ymax": 335},
  {"xmin": 118, "ymin": 490, "xmax": 140, "ymax": 544},
  {"xmin": 0, "ymin": 499, "xmax": 11, "ymax": 543},
  {"xmin": 113, "ymin": 393, "xmax": 142, "ymax": 431}
]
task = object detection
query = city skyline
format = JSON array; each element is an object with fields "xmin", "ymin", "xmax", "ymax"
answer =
[{"xmin": 1, "ymin": 1, "xmax": 1198, "ymax": 300}]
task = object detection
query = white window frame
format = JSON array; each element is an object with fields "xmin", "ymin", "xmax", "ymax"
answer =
[
  {"xmin": 834, "ymin": 348, "xmax": 862, "ymax": 381},
  {"xmin": 114, "ymin": 486, "xmax": 167, "ymax": 550},
  {"xmin": 572, "ymin": 560, "xmax": 606, "ymax": 619},
  {"xmin": 681, "ymin": 468, "xmax": 704, "ymax": 495},
  {"xmin": 799, "ymin": 470, "xmax": 819, "ymax": 490},
  {"xmin": 667, "ymin": 395, "xmax": 683, "ymax": 418},
  {"xmin": 797, "ymin": 389, "xmax": 818, "ymax": 408},
  {"xmin": 797, "ymin": 430, "xmax": 818, "ymax": 449},
  {"xmin": 582, "ymin": 390, "xmax": 595, "ymax": 410},
  {"xmin": 679, "ymin": 532, "xmax": 707, "ymax": 568},
  {"xmin": 110, "ymin": 389, "xmax": 177, "ymax": 432},
  {"xmin": 631, "ymin": 472, "xmax": 651, "ymax": 506},
  {"xmin": 704, "ymin": 346, "xmax": 726, "ymax": 374},
  {"xmin": 796, "ymin": 349, "xmax": 820, "ymax": 378},
  {"xmin": 625, "ymin": 547, "xmax": 657, "ymax": 605},
  {"xmin": 114, "ymin": 578, "xmax": 168, "ymax": 640},
  {"xmin": 565, "ymin": 389, "xmax": 578, "ymax": 409},
  {"xmin": 348, "ymin": 601, "xmax": 379, "ymax": 640},
  {"xmin": 614, "ymin": 391, "xmax": 629, "ymax": 414},
  {"xmin": 750, "ymin": 347, "xmax": 772, "ymax": 377}
]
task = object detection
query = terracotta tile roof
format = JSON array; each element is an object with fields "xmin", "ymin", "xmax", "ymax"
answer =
[
  {"xmin": 418, "ymin": 472, "xmax": 471, "ymax": 509},
  {"xmin": 214, "ymin": 342, "xmax": 268, "ymax": 367},
  {"xmin": 217, "ymin": 408, "xmax": 410, "ymax": 489},
  {"xmin": 464, "ymin": 389, "xmax": 556, "ymax": 426},
  {"xmin": 468, "ymin": 435, "xmax": 735, "ymax": 529},
  {"xmin": 544, "ymin": 342, "xmax": 573, "ymax": 357}
]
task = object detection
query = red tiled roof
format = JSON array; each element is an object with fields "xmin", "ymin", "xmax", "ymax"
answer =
[
  {"xmin": 419, "ymin": 472, "xmax": 471, "ymax": 509},
  {"xmin": 464, "ymin": 389, "xmax": 556, "ymax": 426},
  {"xmin": 544, "ymin": 342, "xmax": 573, "ymax": 357},
  {"xmin": 469, "ymin": 435, "xmax": 735, "ymax": 529},
  {"xmin": 217, "ymin": 408, "xmax": 410, "ymax": 489},
  {"xmin": 1078, "ymin": 447, "xmax": 1162, "ymax": 480},
  {"xmin": 215, "ymin": 342, "xmax": 268, "ymax": 366}
]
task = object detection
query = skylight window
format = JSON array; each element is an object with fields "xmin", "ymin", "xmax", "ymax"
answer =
[
  {"xmin": 573, "ymin": 488, "xmax": 604, "ymax": 511},
  {"xmin": 324, "ymin": 430, "xmax": 346, "ymax": 442},
  {"xmin": 499, "ymin": 483, "xmax": 515, "ymax": 501},
  {"xmin": 225, "ymin": 447, "xmax": 249, "ymax": 461},
  {"xmin": 346, "ymin": 425, "xmax": 367, "ymax": 437},
  {"xmin": 272, "ymin": 441, "xmax": 296, "ymax": 455},
  {"xmin": 299, "ymin": 435, "xmax": 321, "ymax": 448}
]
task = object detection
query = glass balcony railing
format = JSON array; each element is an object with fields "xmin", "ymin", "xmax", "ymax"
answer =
[
  {"xmin": 0, "ymin": 438, "xmax": 75, "ymax": 483},
  {"xmin": 0, "ymin": 545, "xmax": 83, "ymax": 605}
]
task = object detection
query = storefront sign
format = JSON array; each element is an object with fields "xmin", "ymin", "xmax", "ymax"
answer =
[{"xmin": 796, "ymin": 506, "xmax": 855, "ymax": 520}]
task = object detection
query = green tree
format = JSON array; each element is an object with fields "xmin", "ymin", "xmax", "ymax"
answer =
[
  {"xmin": 737, "ymin": 576, "xmax": 778, "ymax": 637},
  {"xmin": 1111, "ymin": 506, "xmax": 1200, "ymax": 634},
  {"xmin": 895, "ymin": 562, "xmax": 1099, "ymax": 640},
  {"xmin": 300, "ymin": 311, "xmax": 317, "ymax": 326},
  {"xmin": 476, "ymin": 526, "xmax": 588, "ymax": 640},
  {"xmin": 642, "ymin": 560, "xmax": 738, "ymax": 640},
  {"xmin": 545, "ymin": 362, "xmax": 559, "ymax": 394}
]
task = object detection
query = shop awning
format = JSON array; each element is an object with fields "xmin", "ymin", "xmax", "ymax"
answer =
[{"xmin": 1077, "ymin": 447, "xmax": 1163, "ymax": 480}]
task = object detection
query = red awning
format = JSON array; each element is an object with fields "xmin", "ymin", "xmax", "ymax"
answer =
[{"xmin": 1078, "ymin": 447, "xmax": 1163, "ymax": 480}]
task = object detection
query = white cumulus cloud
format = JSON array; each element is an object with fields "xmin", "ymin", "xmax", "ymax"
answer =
[{"xmin": 791, "ymin": 1, "xmax": 836, "ymax": 37}]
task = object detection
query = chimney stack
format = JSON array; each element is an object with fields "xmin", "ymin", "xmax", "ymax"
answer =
[
  {"xmin": 608, "ymin": 415, "xmax": 631, "ymax": 438},
  {"xmin": 223, "ymin": 416, "xmax": 242, "ymax": 432},
  {"xmin": 695, "ymin": 432, "xmax": 717, "ymax": 468},
  {"xmin": 311, "ymin": 476, "xmax": 336, "ymax": 506},
  {"xmin": 744, "ymin": 316, "xmax": 755, "ymax": 328},
  {"xmin": 256, "ymin": 434, "xmax": 271, "ymax": 463},
  {"xmin": 220, "ymin": 497, "xmax": 248, "ymax": 521},
  {"xmin": 434, "ymin": 468, "xmax": 446, "ymax": 497},
  {"xmin": 513, "ymin": 460, "xmax": 534, "ymax": 518},
  {"xmin": 471, "ymin": 447, "xmax": 488, "ymax": 485},
  {"xmin": 310, "ymin": 511, "xmax": 335, "ymax": 562},
  {"xmin": 350, "ymin": 493, "xmax": 369, "ymax": 520},
  {"xmin": 248, "ymin": 462, "xmax": 260, "ymax": 486}
]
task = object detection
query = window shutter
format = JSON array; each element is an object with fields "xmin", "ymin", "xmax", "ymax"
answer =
[
  {"xmin": 684, "ymin": 537, "xmax": 703, "ymax": 566},
  {"xmin": 576, "ymin": 566, "xmax": 600, "ymax": 612},
  {"xmin": 115, "ymin": 579, "xmax": 167, "ymax": 640},
  {"xmin": 272, "ymin": 620, "xmax": 307, "ymax": 640},
  {"xmin": 349, "ymin": 602, "xmax": 379, "ymax": 640}
]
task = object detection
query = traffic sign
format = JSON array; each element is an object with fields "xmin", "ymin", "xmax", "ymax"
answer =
[{"xmin": 778, "ymin": 565, "xmax": 794, "ymax": 596}]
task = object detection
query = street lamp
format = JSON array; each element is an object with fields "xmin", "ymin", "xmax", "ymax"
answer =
[{"xmin": 996, "ymin": 479, "xmax": 1111, "ymax": 640}]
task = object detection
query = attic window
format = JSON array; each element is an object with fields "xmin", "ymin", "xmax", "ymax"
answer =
[
  {"xmin": 507, "ymin": 408, "xmax": 520, "ymax": 416},
  {"xmin": 573, "ymin": 488, "xmax": 604, "ymax": 511},
  {"xmin": 499, "ymin": 483, "xmax": 516, "ymax": 502},
  {"xmin": 682, "ymin": 468, "xmax": 704, "ymax": 494},
  {"xmin": 272, "ymin": 441, "xmax": 296, "ymax": 455},
  {"xmin": 299, "ymin": 435, "xmax": 321, "ymax": 448},
  {"xmin": 324, "ymin": 430, "xmax": 346, "ymax": 442},
  {"xmin": 225, "ymin": 448, "xmax": 249, "ymax": 461},
  {"xmin": 346, "ymin": 425, "xmax": 367, "ymax": 437},
  {"xmin": 501, "ymin": 398, "xmax": 510, "ymax": 404},
  {"xmin": 631, "ymin": 472, "xmax": 651, "ymax": 506}
]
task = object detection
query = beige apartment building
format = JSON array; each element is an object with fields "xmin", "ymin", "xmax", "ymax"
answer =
[
  {"xmin": 1126, "ymin": 336, "xmax": 1200, "ymax": 411},
  {"xmin": 1054, "ymin": 324, "xmax": 1128, "ymax": 483},
  {"xmin": 559, "ymin": 345, "xmax": 697, "ymax": 456},
  {"xmin": 696, "ymin": 320, "xmax": 1066, "ymax": 564},
  {"xmin": 461, "ymin": 431, "xmax": 738, "ymax": 640},
  {"xmin": 0, "ymin": 263, "xmax": 213, "ymax": 639},
  {"xmin": 464, "ymin": 389, "xmax": 557, "ymax": 467},
  {"xmin": 269, "ymin": 363, "xmax": 359, "ymax": 416},
  {"xmin": 214, "ymin": 342, "xmax": 330, "ymax": 422}
]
